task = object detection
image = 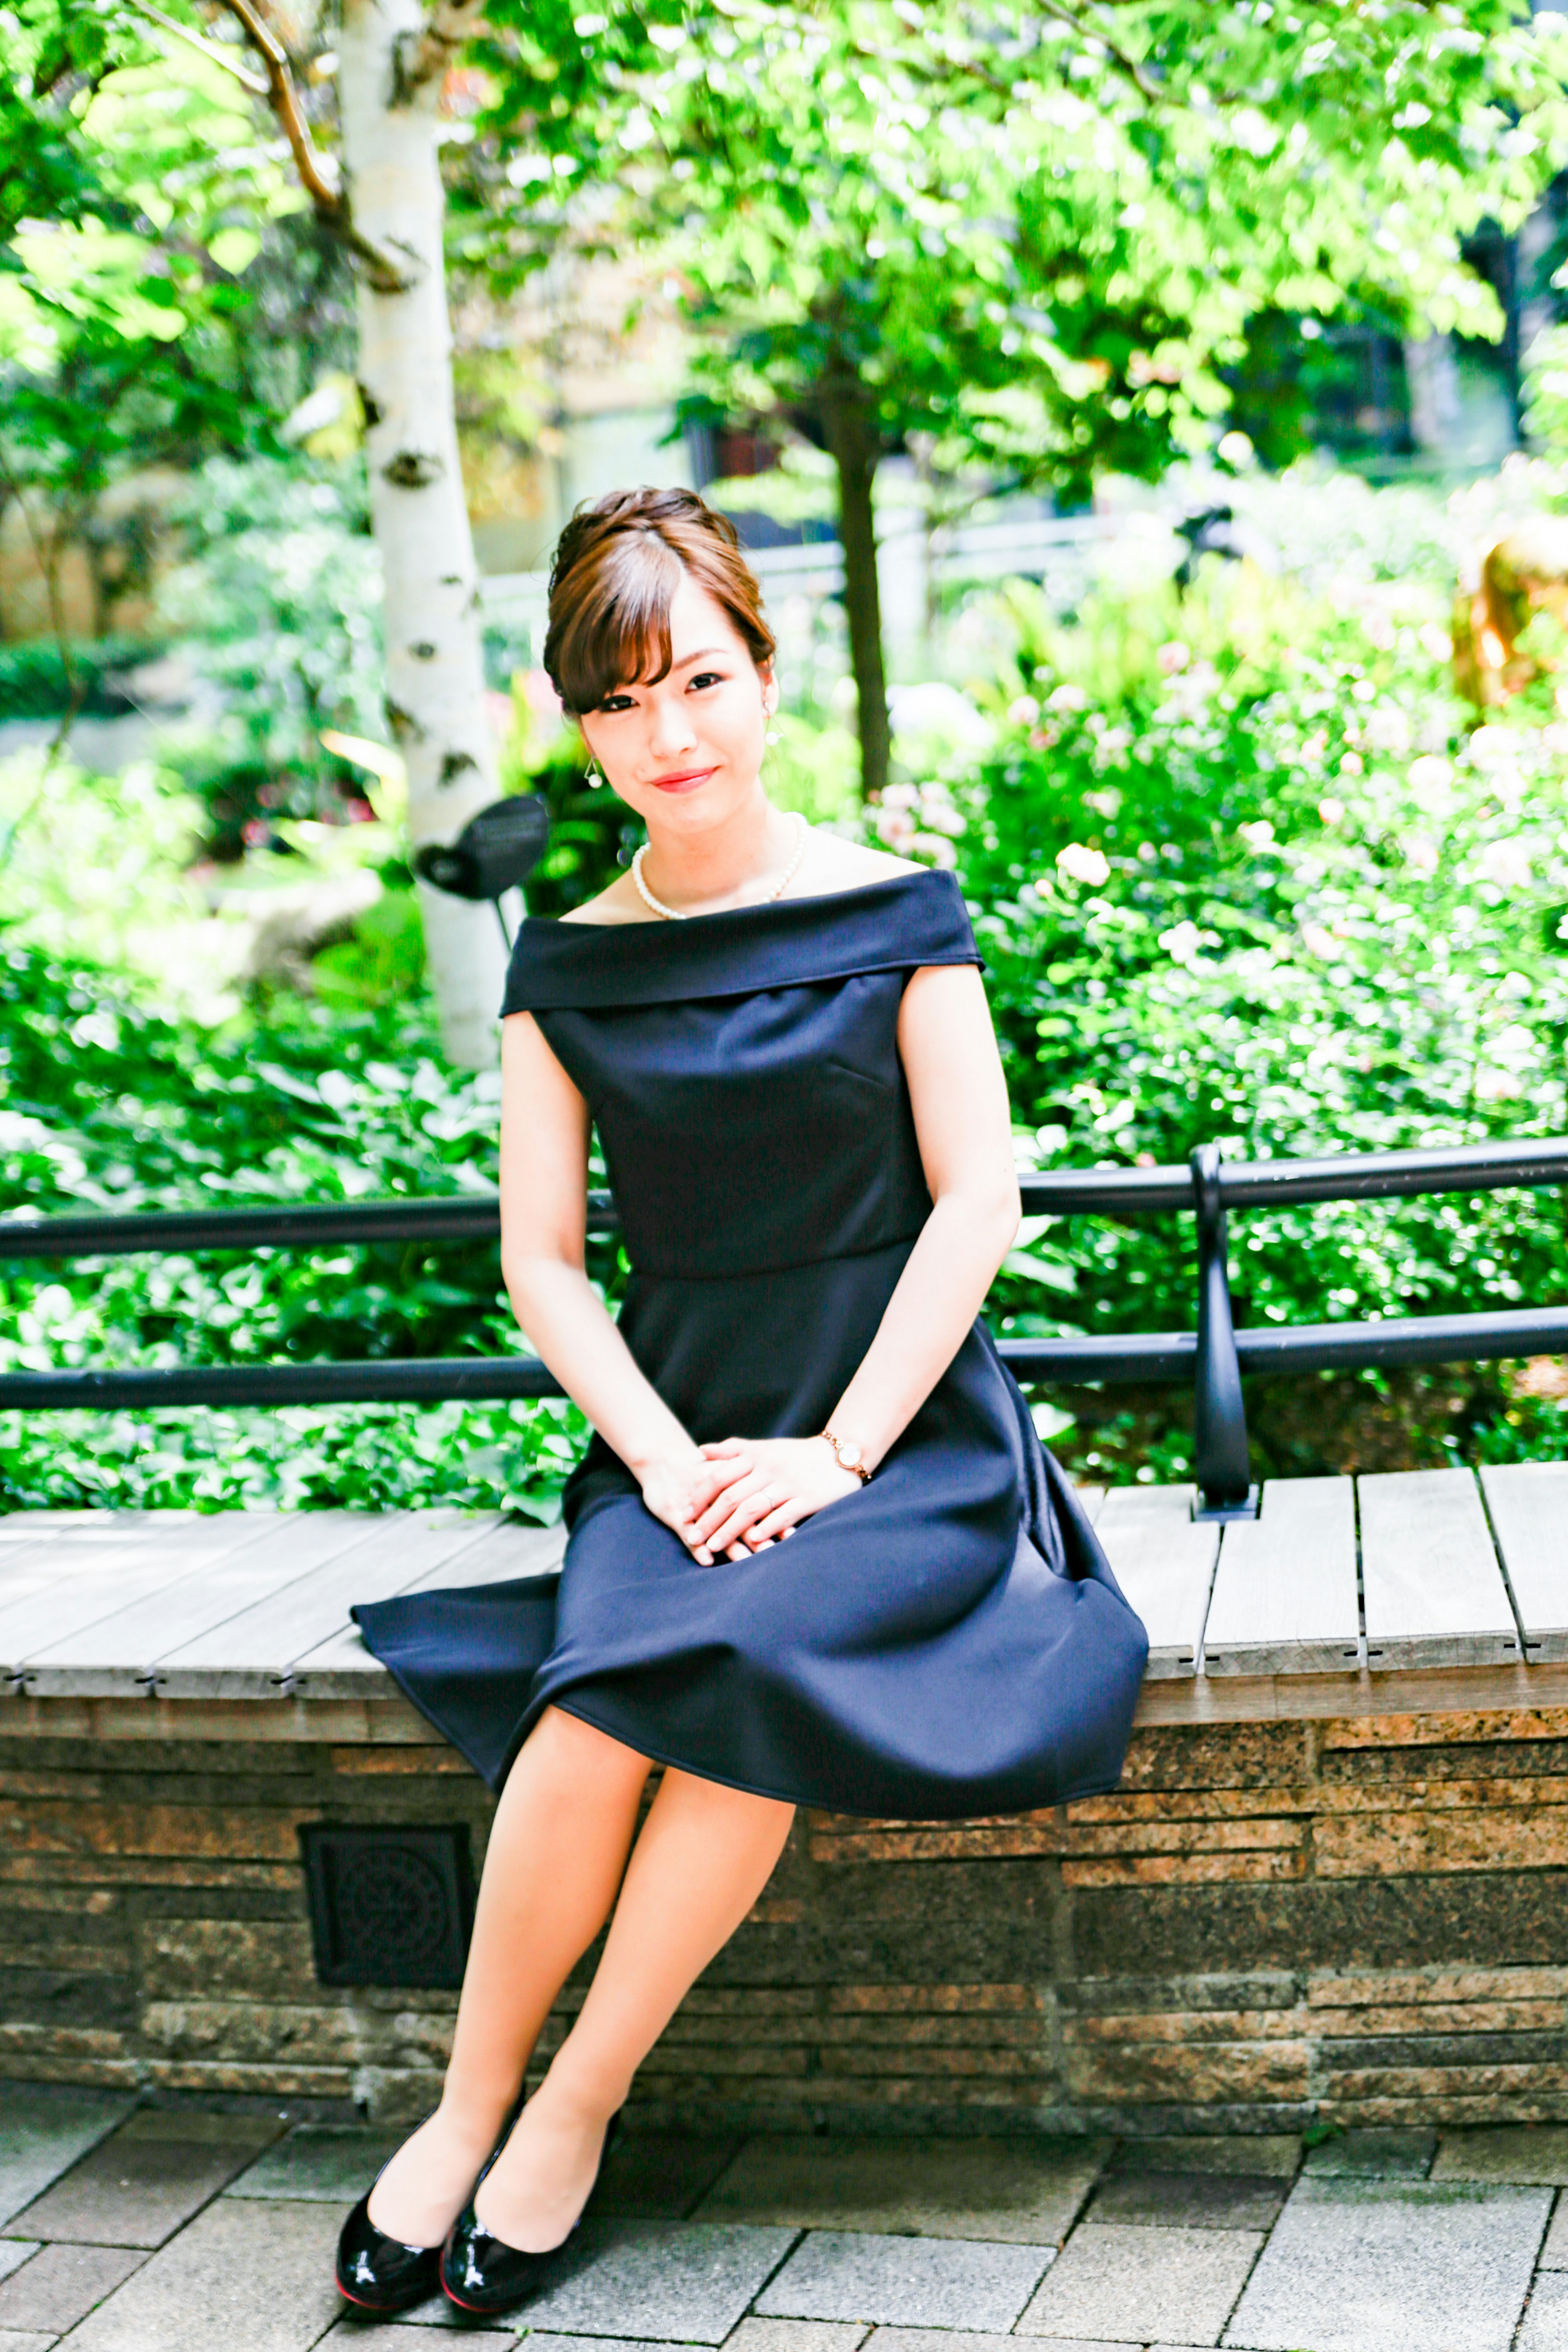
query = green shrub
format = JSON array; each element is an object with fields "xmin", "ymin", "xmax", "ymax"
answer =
[
  {"xmin": 0, "ymin": 634, "xmax": 168, "ymax": 720},
  {"xmin": 942, "ymin": 548, "xmax": 1568, "ymax": 1478}
]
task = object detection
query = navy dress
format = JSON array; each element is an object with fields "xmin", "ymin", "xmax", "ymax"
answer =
[{"xmin": 354, "ymin": 871, "xmax": 1147, "ymax": 1817}]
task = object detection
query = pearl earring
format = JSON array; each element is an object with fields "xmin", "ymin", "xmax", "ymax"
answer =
[{"xmin": 585, "ymin": 755, "xmax": 603, "ymax": 787}]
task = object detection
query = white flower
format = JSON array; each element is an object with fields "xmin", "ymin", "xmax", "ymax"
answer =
[
  {"xmin": 1419, "ymin": 623, "xmax": 1454, "ymax": 662},
  {"xmin": 1156, "ymin": 640, "xmax": 1191, "ymax": 676},
  {"xmin": 1408, "ymin": 753, "xmax": 1453, "ymax": 799},
  {"xmin": 875, "ymin": 807, "xmax": 917, "ymax": 852},
  {"xmin": 1403, "ymin": 834, "xmax": 1440, "ymax": 878},
  {"xmin": 1364, "ymin": 707, "xmax": 1411, "ymax": 755},
  {"xmin": 1479, "ymin": 838, "xmax": 1532, "ymax": 889},
  {"xmin": 1238, "ymin": 820, "xmax": 1276, "ymax": 851},
  {"xmin": 1477, "ymin": 1066, "xmax": 1524, "ymax": 1100},
  {"xmin": 1468, "ymin": 725, "xmax": 1517, "ymax": 770},
  {"xmin": 1047, "ymin": 682, "xmax": 1088, "ymax": 714},
  {"xmin": 1318, "ymin": 797, "xmax": 1346, "ymax": 825},
  {"xmin": 1300, "ymin": 922, "xmax": 1337, "ymax": 959},
  {"xmin": 913, "ymin": 833, "xmax": 959, "ymax": 869},
  {"xmin": 919, "ymin": 801, "xmax": 966, "ymax": 837},
  {"xmin": 1338, "ymin": 752, "xmax": 1364, "ymax": 777},
  {"xmin": 880, "ymin": 783, "xmax": 920, "ymax": 809},
  {"xmin": 1007, "ymin": 694, "xmax": 1041, "ymax": 726},
  {"xmin": 1055, "ymin": 843, "xmax": 1111, "ymax": 887},
  {"xmin": 1158, "ymin": 919, "xmax": 1203, "ymax": 963}
]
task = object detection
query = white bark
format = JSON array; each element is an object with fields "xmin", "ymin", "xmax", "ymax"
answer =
[{"xmin": 338, "ymin": 0, "xmax": 506, "ymax": 1069}]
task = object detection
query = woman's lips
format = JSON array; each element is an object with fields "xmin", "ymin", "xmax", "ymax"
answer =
[{"xmin": 646, "ymin": 766, "xmax": 717, "ymax": 793}]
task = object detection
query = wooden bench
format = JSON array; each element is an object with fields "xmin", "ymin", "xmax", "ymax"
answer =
[{"xmin": 4, "ymin": 1463, "xmax": 1568, "ymax": 2136}]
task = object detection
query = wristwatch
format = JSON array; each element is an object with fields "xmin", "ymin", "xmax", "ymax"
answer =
[{"xmin": 822, "ymin": 1427, "xmax": 872, "ymax": 1483}]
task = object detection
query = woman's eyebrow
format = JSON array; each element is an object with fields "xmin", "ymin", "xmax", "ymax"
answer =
[{"xmin": 670, "ymin": 647, "xmax": 727, "ymax": 670}]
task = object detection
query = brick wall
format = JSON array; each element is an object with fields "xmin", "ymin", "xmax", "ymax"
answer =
[{"xmin": 5, "ymin": 1695, "xmax": 1568, "ymax": 2133}]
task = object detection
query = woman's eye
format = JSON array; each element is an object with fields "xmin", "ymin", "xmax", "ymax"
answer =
[
  {"xmin": 688, "ymin": 671, "xmax": 724, "ymax": 692},
  {"xmin": 598, "ymin": 693, "xmax": 635, "ymax": 713}
]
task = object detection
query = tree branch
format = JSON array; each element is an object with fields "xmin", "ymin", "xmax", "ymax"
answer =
[
  {"xmin": 1031, "ymin": 0, "xmax": 1161, "ymax": 103},
  {"xmin": 121, "ymin": 1, "xmax": 270, "ymax": 96},
  {"xmin": 205, "ymin": 0, "xmax": 420, "ymax": 291}
]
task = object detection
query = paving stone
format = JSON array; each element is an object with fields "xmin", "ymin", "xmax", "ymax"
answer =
[
  {"xmin": 60, "ymin": 2196, "xmax": 343, "ymax": 2352},
  {"xmin": 755, "ymin": 2231, "xmax": 1049, "ymax": 2331},
  {"xmin": 1016, "ymin": 2223, "xmax": 1261, "ymax": 2345},
  {"xmin": 1433, "ymin": 2129, "xmax": 1568, "ymax": 2185},
  {"xmin": 326, "ymin": 2331, "xmax": 513, "ymax": 2351},
  {"xmin": 1303, "ymin": 2129, "xmax": 1436, "ymax": 2180},
  {"xmin": 1223, "ymin": 2178, "xmax": 1550, "ymax": 2352},
  {"xmin": 527, "ymin": 2339, "xmax": 698, "ymax": 2352},
  {"xmin": 225, "ymin": 2127, "xmax": 402, "ymax": 2204},
  {"xmin": 0, "ymin": 2089, "xmax": 137, "ymax": 2231},
  {"xmin": 1519, "ymin": 2275, "xmax": 1568, "ymax": 2352},
  {"xmin": 0, "ymin": 2241, "xmax": 145, "ymax": 2330},
  {"xmin": 1539, "ymin": 2196, "xmax": 1568, "ymax": 2269},
  {"xmin": 724, "ymin": 2323, "xmax": 869, "ymax": 2352},
  {"xmin": 698, "ymin": 2136, "xmax": 1106, "ymax": 2244},
  {"xmin": 1109, "ymin": 2137, "xmax": 1299, "ymax": 2181},
  {"xmin": 10, "ymin": 2111, "xmax": 280, "ymax": 2250},
  {"xmin": 1089, "ymin": 2171, "xmax": 1285, "ymax": 2231},
  {"xmin": 592, "ymin": 2133, "xmax": 748, "ymax": 2221},
  {"xmin": 519, "ymin": 2221, "xmax": 797, "ymax": 2343},
  {"xmin": 869, "ymin": 2334, "xmax": 1131, "ymax": 2352},
  {"xmin": 0, "ymin": 2255, "xmax": 35, "ymax": 2290}
]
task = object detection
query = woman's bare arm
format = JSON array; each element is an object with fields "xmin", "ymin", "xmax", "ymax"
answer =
[
  {"xmin": 499, "ymin": 1013, "xmax": 736, "ymax": 1555},
  {"xmin": 687, "ymin": 962, "xmax": 1021, "ymax": 1555},
  {"xmin": 825, "ymin": 961, "xmax": 1021, "ymax": 1463}
]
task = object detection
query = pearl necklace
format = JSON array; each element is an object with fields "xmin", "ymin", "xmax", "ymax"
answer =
[{"xmin": 631, "ymin": 812, "xmax": 808, "ymax": 921}]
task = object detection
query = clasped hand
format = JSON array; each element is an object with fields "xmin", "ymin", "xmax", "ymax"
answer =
[{"xmin": 642, "ymin": 1436, "xmax": 862, "ymax": 1563}]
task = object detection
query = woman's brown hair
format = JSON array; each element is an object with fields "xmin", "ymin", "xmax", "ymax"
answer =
[{"xmin": 543, "ymin": 487, "xmax": 777, "ymax": 717}]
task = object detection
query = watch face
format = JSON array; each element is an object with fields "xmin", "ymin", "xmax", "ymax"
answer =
[{"xmin": 838, "ymin": 1440, "xmax": 863, "ymax": 1469}]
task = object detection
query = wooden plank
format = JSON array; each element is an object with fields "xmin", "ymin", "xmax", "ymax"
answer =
[
  {"xmin": 1203, "ymin": 1477, "xmax": 1360, "ymax": 1677},
  {"xmin": 19, "ymin": 1511, "xmax": 389, "ymax": 1699},
  {"xmin": 0, "ymin": 1518, "xmax": 172, "ymax": 1620},
  {"xmin": 0, "ymin": 1514, "xmax": 284, "ymax": 1682},
  {"xmin": 1095, "ymin": 1484, "xmax": 1218, "ymax": 1679},
  {"xmin": 292, "ymin": 1517, "xmax": 566, "ymax": 1697},
  {"xmin": 152, "ymin": 1509, "xmax": 505, "ymax": 1700},
  {"xmin": 1359, "ymin": 1468, "xmax": 1520, "ymax": 1669},
  {"xmin": 1480, "ymin": 1462, "xmax": 1568, "ymax": 1661}
]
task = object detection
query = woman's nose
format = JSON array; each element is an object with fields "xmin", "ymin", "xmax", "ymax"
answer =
[{"xmin": 646, "ymin": 696, "xmax": 698, "ymax": 756}]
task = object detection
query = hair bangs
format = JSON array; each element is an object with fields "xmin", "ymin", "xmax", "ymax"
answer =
[{"xmin": 552, "ymin": 532, "xmax": 682, "ymax": 716}]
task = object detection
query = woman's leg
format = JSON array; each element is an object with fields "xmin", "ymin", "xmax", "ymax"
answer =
[
  {"xmin": 474, "ymin": 1765, "xmax": 794, "ymax": 2251},
  {"xmin": 368, "ymin": 1706, "xmax": 651, "ymax": 2245}
]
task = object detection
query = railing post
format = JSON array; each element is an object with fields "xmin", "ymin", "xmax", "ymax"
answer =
[{"xmin": 1189, "ymin": 1143, "xmax": 1259, "ymax": 1522}]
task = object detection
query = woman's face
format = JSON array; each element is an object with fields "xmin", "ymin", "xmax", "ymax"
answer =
[{"xmin": 577, "ymin": 572, "xmax": 775, "ymax": 833}]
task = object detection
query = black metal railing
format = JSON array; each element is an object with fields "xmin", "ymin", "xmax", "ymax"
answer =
[{"xmin": 3, "ymin": 1134, "xmax": 1567, "ymax": 1520}]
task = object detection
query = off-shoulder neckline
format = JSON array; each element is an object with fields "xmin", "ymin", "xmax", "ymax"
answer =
[{"xmin": 541, "ymin": 866, "xmax": 949, "ymax": 939}]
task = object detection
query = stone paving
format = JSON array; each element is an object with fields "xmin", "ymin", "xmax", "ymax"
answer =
[{"xmin": 11, "ymin": 2091, "xmax": 1568, "ymax": 2350}]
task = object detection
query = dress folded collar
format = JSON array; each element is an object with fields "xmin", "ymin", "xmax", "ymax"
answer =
[{"xmin": 501, "ymin": 868, "xmax": 981, "ymax": 1011}]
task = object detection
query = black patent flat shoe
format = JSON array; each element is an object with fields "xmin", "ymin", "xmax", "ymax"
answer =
[
  {"xmin": 335, "ymin": 2187, "xmax": 442, "ymax": 2315},
  {"xmin": 441, "ymin": 2110, "xmax": 623, "ymax": 2318},
  {"xmin": 336, "ymin": 2091, "xmax": 527, "ymax": 2315}
]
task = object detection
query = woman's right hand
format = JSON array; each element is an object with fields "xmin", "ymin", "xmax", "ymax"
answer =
[{"xmin": 639, "ymin": 1451, "xmax": 758, "ymax": 1565}]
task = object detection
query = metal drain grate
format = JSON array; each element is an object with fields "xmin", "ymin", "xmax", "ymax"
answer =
[{"xmin": 299, "ymin": 1824, "xmax": 476, "ymax": 1989}]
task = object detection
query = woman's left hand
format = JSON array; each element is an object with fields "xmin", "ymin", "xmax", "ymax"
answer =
[{"xmin": 691, "ymin": 1436, "xmax": 862, "ymax": 1559}]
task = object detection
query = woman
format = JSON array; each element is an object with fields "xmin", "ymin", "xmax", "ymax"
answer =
[{"xmin": 338, "ymin": 488, "xmax": 1147, "ymax": 2320}]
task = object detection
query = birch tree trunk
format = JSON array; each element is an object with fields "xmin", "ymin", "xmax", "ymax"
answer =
[{"xmin": 337, "ymin": 0, "xmax": 505, "ymax": 1068}]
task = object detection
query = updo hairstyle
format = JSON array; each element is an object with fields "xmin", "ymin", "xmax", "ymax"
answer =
[{"xmin": 543, "ymin": 488, "xmax": 777, "ymax": 718}]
